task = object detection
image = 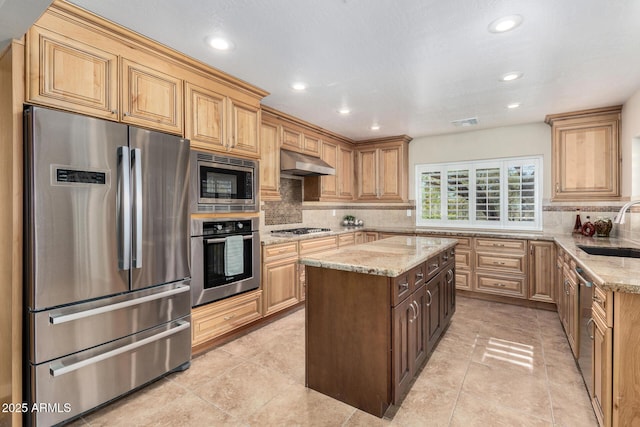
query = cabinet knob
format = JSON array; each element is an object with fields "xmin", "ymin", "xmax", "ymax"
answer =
[{"xmin": 123, "ymin": 112, "xmax": 129, "ymax": 117}]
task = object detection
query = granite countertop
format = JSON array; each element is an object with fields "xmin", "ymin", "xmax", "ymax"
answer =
[
  {"xmin": 554, "ymin": 234, "xmax": 640, "ymax": 294},
  {"xmin": 263, "ymin": 225, "xmax": 640, "ymax": 294},
  {"xmin": 298, "ymin": 235, "xmax": 457, "ymax": 277}
]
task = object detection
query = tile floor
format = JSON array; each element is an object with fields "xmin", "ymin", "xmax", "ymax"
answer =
[{"xmin": 69, "ymin": 296, "xmax": 597, "ymax": 426}]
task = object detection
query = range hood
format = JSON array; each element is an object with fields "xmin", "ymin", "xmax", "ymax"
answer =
[{"xmin": 280, "ymin": 149, "xmax": 335, "ymax": 176}]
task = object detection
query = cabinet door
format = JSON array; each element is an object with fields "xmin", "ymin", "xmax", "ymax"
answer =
[
  {"xmin": 303, "ymin": 133, "xmax": 321, "ymax": 157},
  {"xmin": 263, "ymin": 256, "xmax": 299, "ymax": 316},
  {"xmin": 356, "ymin": 148, "xmax": 378, "ymax": 199},
  {"xmin": 185, "ymin": 83, "xmax": 225, "ymax": 151},
  {"xmin": 551, "ymin": 112, "xmax": 620, "ymax": 200},
  {"xmin": 378, "ymin": 145, "xmax": 403, "ymax": 200},
  {"xmin": 27, "ymin": 26, "xmax": 118, "ymax": 120},
  {"xmin": 393, "ymin": 296, "xmax": 415, "ymax": 400},
  {"xmin": 228, "ymin": 99, "xmax": 260, "ymax": 157},
  {"xmin": 338, "ymin": 146, "xmax": 354, "ymax": 199},
  {"xmin": 364, "ymin": 232, "xmax": 379, "ymax": 243},
  {"xmin": 121, "ymin": 58, "xmax": 183, "ymax": 134},
  {"xmin": 425, "ymin": 274, "xmax": 443, "ymax": 354},
  {"xmin": 528, "ymin": 241, "xmax": 556, "ymax": 303},
  {"xmin": 566, "ymin": 273, "xmax": 579, "ymax": 358},
  {"xmin": 260, "ymin": 120, "xmax": 281, "ymax": 200},
  {"xmin": 282, "ymin": 124, "xmax": 303, "ymax": 152},
  {"xmin": 320, "ymin": 141, "xmax": 339, "ymax": 197},
  {"xmin": 592, "ymin": 316, "xmax": 612, "ymax": 427},
  {"xmin": 443, "ymin": 264, "xmax": 456, "ymax": 324},
  {"xmin": 412, "ymin": 285, "xmax": 428, "ymax": 368}
]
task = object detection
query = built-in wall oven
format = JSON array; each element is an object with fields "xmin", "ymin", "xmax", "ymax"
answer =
[
  {"xmin": 190, "ymin": 217, "xmax": 260, "ymax": 306},
  {"xmin": 190, "ymin": 149, "xmax": 258, "ymax": 213}
]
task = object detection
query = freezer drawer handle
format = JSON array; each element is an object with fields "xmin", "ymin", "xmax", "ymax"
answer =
[
  {"xmin": 49, "ymin": 320, "xmax": 190, "ymax": 377},
  {"xmin": 49, "ymin": 284, "xmax": 190, "ymax": 325}
]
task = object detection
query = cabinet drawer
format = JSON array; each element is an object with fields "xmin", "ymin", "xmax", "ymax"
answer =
[
  {"xmin": 192, "ymin": 290, "xmax": 262, "ymax": 346},
  {"xmin": 263, "ymin": 241, "xmax": 299, "ymax": 261},
  {"xmin": 454, "ymin": 236, "xmax": 472, "ymax": 249},
  {"xmin": 475, "ymin": 274, "xmax": 526, "ymax": 298},
  {"xmin": 476, "ymin": 253, "xmax": 525, "ymax": 274},
  {"xmin": 338, "ymin": 232, "xmax": 356, "ymax": 247},
  {"xmin": 593, "ymin": 284, "xmax": 613, "ymax": 327},
  {"xmin": 475, "ymin": 238, "xmax": 526, "ymax": 253},
  {"xmin": 392, "ymin": 271, "xmax": 413, "ymax": 306},
  {"xmin": 299, "ymin": 236, "xmax": 338, "ymax": 255},
  {"xmin": 441, "ymin": 247, "xmax": 455, "ymax": 264},
  {"xmin": 455, "ymin": 249, "xmax": 472, "ymax": 269},
  {"xmin": 426, "ymin": 255, "xmax": 441, "ymax": 280},
  {"xmin": 455, "ymin": 270, "xmax": 472, "ymax": 290}
]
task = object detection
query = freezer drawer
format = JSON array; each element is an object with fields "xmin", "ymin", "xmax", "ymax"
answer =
[
  {"xmin": 30, "ymin": 281, "xmax": 190, "ymax": 364},
  {"xmin": 28, "ymin": 317, "xmax": 191, "ymax": 427}
]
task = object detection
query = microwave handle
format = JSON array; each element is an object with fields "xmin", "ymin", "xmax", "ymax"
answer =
[{"xmin": 205, "ymin": 235, "xmax": 254, "ymax": 244}]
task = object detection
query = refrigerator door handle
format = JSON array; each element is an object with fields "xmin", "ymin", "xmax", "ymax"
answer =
[
  {"xmin": 117, "ymin": 146, "xmax": 131, "ymax": 270},
  {"xmin": 132, "ymin": 148, "xmax": 143, "ymax": 269},
  {"xmin": 49, "ymin": 320, "xmax": 190, "ymax": 377},
  {"xmin": 49, "ymin": 283, "xmax": 190, "ymax": 325}
]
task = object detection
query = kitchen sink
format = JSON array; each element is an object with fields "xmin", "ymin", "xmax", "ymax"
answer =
[{"xmin": 577, "ymin": 245, "xmax": 640, "ymax": 258}]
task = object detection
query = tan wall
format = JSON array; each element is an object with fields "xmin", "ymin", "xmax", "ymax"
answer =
[
  {"xmin": 407, "ymin": 122, "xmax": 552, "ymax": 201},
  {"xmin": 622, "ymin": 88, "xmax": 640, "ymax": 199}
]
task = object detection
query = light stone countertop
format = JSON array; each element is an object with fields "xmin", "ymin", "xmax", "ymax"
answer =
[
  {"xmin": 298, "ymin": 235, "xmax": 457, "ymax": 277},
  {"xmin": 263, "ymin": 225, "xmax": 640, "ymax": 294},
  {"xmin": 554, "ymin": 234, "xmax": 640, "ymax": 294}
]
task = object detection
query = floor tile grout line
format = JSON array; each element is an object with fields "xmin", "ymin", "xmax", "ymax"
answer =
[{"xmin": 445, "ymin": 331, "xmax": 479, "ymax": 426}]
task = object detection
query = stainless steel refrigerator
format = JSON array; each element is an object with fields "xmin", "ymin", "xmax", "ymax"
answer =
[{"xmin": 24, "ymin": 106, "xmax": 192, "ymax": 426}]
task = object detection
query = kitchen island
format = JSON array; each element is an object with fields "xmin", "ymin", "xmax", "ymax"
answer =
[{"xmin": 298, "ymin": 236, "xmax": 457, "ymax": 417}]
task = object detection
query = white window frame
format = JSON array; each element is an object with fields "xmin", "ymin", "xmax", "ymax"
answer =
[{"xmin": 415, "ymin": 156, "xmax": 542, "ymax": 231}]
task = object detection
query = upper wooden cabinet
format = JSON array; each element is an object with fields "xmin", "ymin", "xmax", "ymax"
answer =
[
  {"xmin": 26, "ymin": 1, "xmax": 267, "ymax": 137},
  {"xmin": 304, "ymin": 137, "xmax": 355, "ymax": 201},
  {"xmin": 121, "ymin": 58, "xmax": 183, "ymax": 134},
  {"xmin": 281, "ymin": 121, "xmax": 320, "ymax": 157},
  {"xmin": 355, "ymin": 136, "xmax": 411, "ymax": 202},
  {"xmin": 26, "ymin": 25, "xmax": 119, "ymax": 121},
  {"xmin": 260, "ymin": 118, "xmax": 281, "ymax": 201},
  {"xmin": 185, "ymin": 83, "xmax": 225, "ymax": 151},
  {"xmin": 545, "ymin": 106, "xmax": 622, "ymax": 200}
]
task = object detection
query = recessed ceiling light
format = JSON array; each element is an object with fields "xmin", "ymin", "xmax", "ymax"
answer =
[
  {"xmin": 500, "ymin": 72, "xmax": 523, "ymax": 82},
  {"xmin": 488, "ymin": 15, "xmax": 523, "ymax": 33},
  {"xmin": 507, "ymin": 102, "xmax": 521, "ymax": 109},
  {"xmin": 370, "ymin": 124, "xmax": 380, "ymax": 131},
  {"xmin": 206, "ymin": 37, "xmax": 233, "ymax": 51},
  {"xmin": 338, "ymin": 108, "xmax": 351, "ymax": 115},
  {"xmin": 291, "ymin": 82, "xmax": 307, "ymax": 91}
]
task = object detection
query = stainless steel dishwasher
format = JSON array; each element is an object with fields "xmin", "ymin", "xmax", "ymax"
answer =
[{"xmin": 576, "ymin": 266, "xmax": 594, "ymax": 397}]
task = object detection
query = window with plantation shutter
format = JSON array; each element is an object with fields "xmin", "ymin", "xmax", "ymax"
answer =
[{"xmin": 415, "ymin": 156, "xmax": 541, "ymax": 230}]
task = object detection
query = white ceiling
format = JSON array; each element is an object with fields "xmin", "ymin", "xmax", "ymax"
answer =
[
  {"xmin": 13, "ymin": 1, "xmax": 640, "ymax": 140},
  {"xmin": 0, "ymin": 0, "xmax": 53, "ymax": 51}
]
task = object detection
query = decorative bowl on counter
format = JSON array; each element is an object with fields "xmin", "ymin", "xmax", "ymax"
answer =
[{"xmin": 594, "ymin": 217, "xmax": 612, "ymax": 237}]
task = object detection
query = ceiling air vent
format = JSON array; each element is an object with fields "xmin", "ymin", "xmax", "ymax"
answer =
[{"xmin": 451, "ymin": 117, "xmax": 479, "ymax": 127}]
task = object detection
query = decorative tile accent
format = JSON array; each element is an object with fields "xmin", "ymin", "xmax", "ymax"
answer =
[{"xmin": 263, "ymin": 178, "xmax": 302, "ymax": 225}]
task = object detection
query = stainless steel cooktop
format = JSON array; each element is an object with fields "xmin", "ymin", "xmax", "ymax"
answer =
[{"xmin": 270, "ymin": 227, "xmax": 331, "ymax": 236}]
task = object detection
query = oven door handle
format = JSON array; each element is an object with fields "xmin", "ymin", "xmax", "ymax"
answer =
[{"xmin": 205, "ymin": 235, "xmax": 254, "ymax": 244}]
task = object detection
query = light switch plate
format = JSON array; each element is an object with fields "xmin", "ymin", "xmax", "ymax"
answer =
[{"xmin": 406, "ymin": 209, "xmax": 412, "ymax": 217}]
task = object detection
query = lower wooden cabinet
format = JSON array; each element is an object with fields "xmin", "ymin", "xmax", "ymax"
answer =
[
  {"xmin": 263, "ymin": 254, "xmax": 299, "ymax": 316},
  {"xmin": 561, "ymin": 262, "xmax": 579, "ymax": 358},
  {"xmin": 528, "ymin": 241, "xmax": 556, "ymax": 302},
  {"xmin": 425, "ymin": 270, "xmax": 443, "ymax": 354},
  {"xmin": 592, "ymin": 311, "xmax": 612, "ymax": 426},
  {"xmin": 393, "ymin": 283, "xmax": 427, "ymax": 400},
  {"xmin": 191, "ymin": 290, "xmax": 262, "ymax": 347}
]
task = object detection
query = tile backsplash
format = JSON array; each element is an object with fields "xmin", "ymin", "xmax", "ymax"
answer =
[{"xmin": 263, "ymin": 177, "xmax": 302, "ymax": 225}]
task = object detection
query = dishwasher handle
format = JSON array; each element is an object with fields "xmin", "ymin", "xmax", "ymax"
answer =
[{"xmin": 575, "ymin": 267, "xmax": 593, "ymax": 287}]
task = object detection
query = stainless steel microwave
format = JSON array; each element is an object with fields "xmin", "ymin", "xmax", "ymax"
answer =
[{"xmin": 190, "ymin": 150, "xmax": 258, "ymax": 213}]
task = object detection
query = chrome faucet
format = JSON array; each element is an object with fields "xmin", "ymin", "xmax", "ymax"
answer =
[{"xmin": 613, "ymin": 200, "xmax": 640, "ymax": 224}]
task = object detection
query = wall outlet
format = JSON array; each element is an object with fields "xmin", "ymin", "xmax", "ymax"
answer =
[
  {"xmin": 332, "ymin": 210, "xmax": 336, "ymax": 216},
  {"xmin": 406, "ymin": 209, "xmax": 412, "ymax": 217}
]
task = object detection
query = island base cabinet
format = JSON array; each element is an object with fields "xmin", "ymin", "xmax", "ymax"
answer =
[
  {"xmin": 305, "ymin": 249, "xmax": 455, "ymax": 418},
  {"xmin": 306, "ymin": 267, "xmax": 392, "ymax": 418}
]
